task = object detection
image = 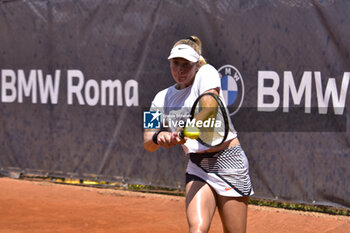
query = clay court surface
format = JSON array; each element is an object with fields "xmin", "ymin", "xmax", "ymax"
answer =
[{"xmin": 0, "ymin": 177, "xmax": 349, "ymax": 233}]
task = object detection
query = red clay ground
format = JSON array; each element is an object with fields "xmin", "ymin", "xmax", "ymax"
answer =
[{"xmin": 0, "ymin": 177, "xmax": 349, "ymax": 233}]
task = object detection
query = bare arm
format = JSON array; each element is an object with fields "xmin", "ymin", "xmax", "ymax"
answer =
[
  {"xmin": 192, "ymin": 87, "xmax": 220, "ymax": 122},
  {"xmin": 144, "ymin": 129, "xmax": 160, "ymax": 152},
  {"xmin": 144, "ymin": 129, "xmax": 186, "ymax": 152}
]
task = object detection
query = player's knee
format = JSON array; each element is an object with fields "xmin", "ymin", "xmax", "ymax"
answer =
[
  {"xmin": 188, "ymin": 223, "xmax": 210, "ymax": 233},
  {"xmin": 222, "ymin": 223, "xmax": 246, "ymax": 233}
]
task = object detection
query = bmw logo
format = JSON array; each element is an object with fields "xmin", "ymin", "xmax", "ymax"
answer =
[{"xmin": 218, "ymin": 65, "xmax": 245, "ymax": 116}]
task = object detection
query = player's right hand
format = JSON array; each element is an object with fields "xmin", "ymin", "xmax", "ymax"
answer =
[{"xmin": 171, "ymin": 132, "xmax": 187, "ymax": 145}]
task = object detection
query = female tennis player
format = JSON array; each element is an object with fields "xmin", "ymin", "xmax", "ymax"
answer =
[{"xmin": 144, "ymin": 36, "xmax": 253, "ymax": 233}]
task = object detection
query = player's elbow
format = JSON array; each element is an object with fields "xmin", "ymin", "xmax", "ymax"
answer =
[
  {"xmin": 144, "ymin": 138, "xmax": 159, "ymax": 152},
  {"xmin": 144, "ymin": 144, "xmax": 158, "ymax": 152}
]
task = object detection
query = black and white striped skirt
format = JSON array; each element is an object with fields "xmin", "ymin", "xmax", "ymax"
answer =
[{"xmin": 186, "ymin": 145, "xmax": 253, "ymax": 197}]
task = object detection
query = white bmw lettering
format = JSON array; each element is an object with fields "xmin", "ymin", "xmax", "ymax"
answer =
[
  {"xmin": 1, "ymin": 69, "xmax": 60, "ymax": 104},
  {"xmin": 257, "ymin": 71, "xmax": 349, "ymax": 115},
  {"xmin": 0, "ymin": 69, "xmax": 139, "ymax": 106}
]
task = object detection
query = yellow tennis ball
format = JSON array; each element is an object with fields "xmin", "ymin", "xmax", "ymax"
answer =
[{"xmin": 183, "ymin": 126, "xmax": 200, "ymax": 139}]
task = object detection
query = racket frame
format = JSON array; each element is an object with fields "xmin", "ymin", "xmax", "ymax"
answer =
[{"xmin": 188, "ymin": 92, "xmax": 230, "ymax": 147}]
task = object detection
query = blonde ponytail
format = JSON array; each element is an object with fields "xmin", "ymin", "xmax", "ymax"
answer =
[{"xmin": 173, "ymin": 36, "xmax": 207, "ymax": 67}]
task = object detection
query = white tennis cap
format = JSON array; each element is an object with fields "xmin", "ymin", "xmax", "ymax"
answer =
[{"xmin": 168, "ymin": 44, "xmax": 200, "ymax": 63}]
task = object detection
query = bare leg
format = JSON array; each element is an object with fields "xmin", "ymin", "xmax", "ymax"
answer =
[
  {"xmin": 186, "ymin": 180, "xmax": 217, "ymax": 233},
  {"xmin": 216, "ymin": 195, "xmax": 249, "ymax": 233}
]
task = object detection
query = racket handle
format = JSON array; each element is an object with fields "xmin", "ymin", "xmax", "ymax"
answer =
[{"xmin": 178, "ymin": 131, "xmax": 185, "ymax": 139}]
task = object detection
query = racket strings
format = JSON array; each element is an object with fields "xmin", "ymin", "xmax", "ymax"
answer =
[{"xmin": 194, "ymin": 95, "xmax": 227, "ymax": 147}]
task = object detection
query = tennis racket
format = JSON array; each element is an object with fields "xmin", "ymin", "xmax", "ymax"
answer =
[{"xmin": 179, "ymin": 92, "xmax": 229, "ymax": 147}]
